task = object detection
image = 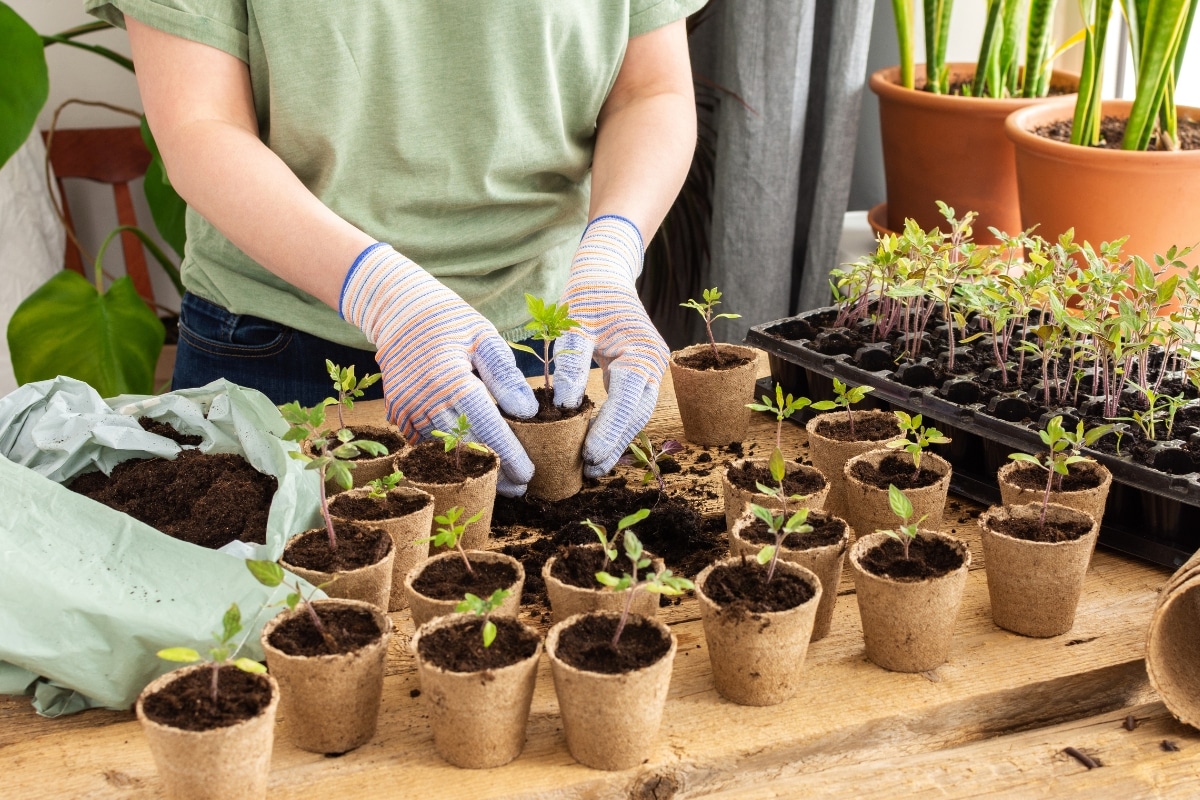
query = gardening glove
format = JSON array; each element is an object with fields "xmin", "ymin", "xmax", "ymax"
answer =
[
  {"xmin": 554, "ymin": 215, "xmax": 670, "ymax": 478},
  {"xmin": 340, "ymin": 242, "xmax": 538, "ymax": 496}
]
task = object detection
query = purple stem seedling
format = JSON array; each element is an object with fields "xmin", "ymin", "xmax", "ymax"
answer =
[
  {"xmin": 157, "ymin": 602, "xmax": 267, "ymax": 703},
  {"xmin": 617, "ymin": 433, "xmax": 684, "ymax": 492},
  {"xmin": 878, "ymin": 484, "xmax": 925, "ymax": 561},
  {"xmin": 417, "ymin": 505, "xmax": 485, "ymax": 576},
  {"xmin": 885, "ymin": 411, "xmax": 951, "ymax": 481},
  {"xmin": 1008, "ymin": 416, "xmax": 1112, "ymax": 527},
  {"xmin": 455, "ymin": 588, "xmax": 511, "ymax": 648},
  {"xmin": 810, "ymin": 378, "xmax": 874, "ymax": 439},
  {"xmin": 431, "ymin": 413, "xmax": 490, "ymax": 473},
  {"xmin": 748, "ymin": 448, "xmax": 811, "ymax": 581},
  {"xmin": 681, "ymin": 287, "xmax": 741, "ymax": 366},
  {"xmin": 365, "ymin": 469, "xmax": 405, "ymax": 501},
  {"xmin": 582, "ymin": 508, "xmax": 651, "ymax": 571},
  {"xmin": 325, "ymin": 360, "xmax": 381, "ymax": 431},
  {"xmin": 747, "ymin": 382, "xmax": 812, "ymax": 453},
  {"xmin": 247, "ymin": 559, "xmax": 339, "ymax": 651},
  {"xmin": 595, "ymin": 527, "xmax": 692, "ymax": 647}
]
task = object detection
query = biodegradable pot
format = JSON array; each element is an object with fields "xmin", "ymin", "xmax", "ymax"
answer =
[
  {"xmin": 842, "ymin": 449, "xmax": 952, "ymax": 541},
  {"xmin": 849, "ymin": 530, "xmax": 971, "ymax": 672},
  {"xmin": 545, "ymin": 611, "xmax": 678, "ymax": 771},
  {"xmin": 805, "ymin": 410, "xmax": 902, "ymax": 521},
  {"xmin": 996, "ymin": 458, "xmax": 1112, "ymax": 528},
  {"xmin": 135, "ymin": 665, "xmax": 279, "ymax": 800},
  {"xmin": 542, "ymin": 543, "xmax": 664, "ymax": 623},
  {"xmin": 313, "ymin": 423, "xmax": 403, "ymax": 495},
  {"xmin": 280, "ymin": 526, "xmax": 395, "ymax": 612},
  {"xmin": 506, "ymin": 405, "xmax": 590, "ymax": 502},
  {"xmin": 260, "ymin": 599, "xmax": 391, "ymax": 754},
  {"xmin": 871, "ymin": 62, "xmax": 1077, "ymax": 244},
  {"xmin": 329, "ymin": 486, "xmax": 435, "ymax": 611},
  {"xmin": 694, "ymin": 557, "xmax": 822, "ymax": 705},
  {"xmin": 722, "ymin": 457, "xmax": 829, "ymax": 530},
  {"xmin": 411, "ymin": 614, "xmax": 543, "ymax": 768},
  {"xmin": 402, "ymin": 445, "xmax": 500, "ymax": 551},
  {"xmin": 1148, "ymin": 551, "xmax": 1200, "ymax": 730},
  {"xmin": 979, "ymin": 502, "xmax": 1100, "ymax": 638},
  {"xmin": 729, "ymin": 508, "xmax": 851, "ymax": 641},
  {"xmin": 669, "ymin": 342, "xmax": 760, "ymax": 446},
  {"xmin": 403, "ymin": 549, "xmax": 525, "ymax": 627}
]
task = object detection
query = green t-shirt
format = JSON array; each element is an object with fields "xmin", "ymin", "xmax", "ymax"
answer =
[{"xmin": 85, "ymin": 0, "xmax": 706, "ymax": 349}]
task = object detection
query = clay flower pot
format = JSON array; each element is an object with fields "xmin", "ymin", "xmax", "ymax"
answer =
[
  {"xmin": 669, "ymin": 342, "xmax": 760, "ymax": 446},
  {"xmin": 505, "ymin": 402, "xmax": 591, "ymax": 502},
  {"xmin": 411, "ymin": 613, "xmax": 543, "ymax": 768},
  {"xmin": 279, "ymin": 522, "xmax": 395, "ymax": 612},
  {"xmin": 545, "ymin": 610, "xmax": 677, "ymax": 770},
  {"xmin": 1006, "ymin": 99, "xmax": 1200, "ymax": 280},
  {"xmin": 542, "ymin": 543, "xmax": 664, "ymax": 623},
  {"xmin": 996, "ymin": 459, "xmax": 1112, "ymax": 529},
  {"xmin": 135, "ymin": 664, "xmax": 280, "ymax": 800},
  {"xmin": 694, "ymin": 557, "xmax": 822, "ymax": 705},
  {"xmin": 260, "ymin": 599, "xmax": 392, "ymax": 754},
  {"xmin": 399, "ymin": 442, "xmax": 501, "ymax": 551},
  {"xmin": 849, "ymin": 530, "xmax": 971, "ymax": 672},
  {"xmin": 403, "ymin": 550, "xmax": 525, "ymax": 627},
  {"xmin": 871, "ymin": 62, "xmax": 1077, "ymax": 244},
  {"xmin": 722, "ymin": 457, "xmax": 829, "ymax": 530},
  {"xmin": 1148, "ymin": 549, "xmax": 1200, "ymax": 729},
  {"xmin": 329, "ymin": 486, "xmax": 434, "ymax": 611},
  {"xmin": 805, "ymin": 410, "xmax": 902, "ymax": 520},
  {"xmin": 729, "ymin": 507, "xmax": 851, "ymax": 641},
  {"xmin": 842, "ymin": 449, "xmax": 952, "ymax": 541},
  {"xmin": 979, "ymin": 502, "xmax": 1100, "ymax": 638}
]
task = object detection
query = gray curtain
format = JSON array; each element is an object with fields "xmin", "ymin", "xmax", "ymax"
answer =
[{"xmin": 696, "ymin": 0, "xmax": 875, "ymax": 341}]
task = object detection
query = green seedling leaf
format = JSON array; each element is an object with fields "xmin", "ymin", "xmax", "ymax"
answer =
[
  {"xmin": 233, "ymin": 658, "xmax": 267, "ymax": 674},
  {"xmin": 246, "ymin": 559, "xmax": 285, "ymax": 587},
  {"xmin": 157, "ymin": 647, "xmax": 201, "ymax": 663},
  {"xmin": 887, "ymin": 484, "xmax": 913, "ymax": 521},
  {"xmin": 482, "ymin": 620, "xmax": 497, "ymax": 648},
  {"xmin": 756, "ymin": 545, "xmax": 775, "ymax": 565}
]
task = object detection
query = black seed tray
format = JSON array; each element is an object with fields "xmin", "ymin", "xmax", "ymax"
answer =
[{"xmin": 747, "ymin": 309, "xmax": 1200, "ymax": 569}]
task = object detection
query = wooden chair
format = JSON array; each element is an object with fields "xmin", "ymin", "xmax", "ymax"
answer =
[{"xmin": 41, "ymin": 126, "xmax": 157, "ymax": 305}]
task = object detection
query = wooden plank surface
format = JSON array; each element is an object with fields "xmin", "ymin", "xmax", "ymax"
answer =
[{"xmin": 0, "ymin": 357, "xmax": 1184, "ymax": 799}]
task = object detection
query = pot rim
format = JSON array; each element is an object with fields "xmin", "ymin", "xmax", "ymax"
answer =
[
  {"xmin": 669, "ymin": 342, "xmax": 760, "ymax": 371},
  {"xmin": 397, "ymin": 443, "xmax": 500, "ymax": 488},
  {"xmin": 805, "ymin": 409, "xmax": 902, "ymax": 444},
  {"xmin": 979, "ymin": 501, "xmax": 1099, "ymax": 547},
  {"xmin": 260, "ymin": 597, "xmax": 392, "ymax": 663},
  {"xmin": 280, "ymin": 524, "xmax": 395, "ymax": 576},
  {"xmin": 729, "ymin": 507, "xmax": 850, "ymax": 555},
  {"xmin": 849, "ymin": 529, "xmax": 972, "ymax": 584},
  {"xmin": 726, "ymin": 457, "xmax": 828, "ymax": 488},
  {"xmin": 135, "ymin": 662, "xmax": 280, "ymax": 735},
  {"xmin": 545, "ymin": 610, "xmax": 677, "ymax": 680},
  {"xmin": 329, "ymin": 484, "xmax": 435, "ymax": 521},
  {"xmin": 411, "ymin": 612, "xmax": 544, "ymax": 677},
  {"xmin": 694, "ymin": 556, "xmax": 822, "ymax": 616},
  {"xmin": 543, "ymin": 543, "xmax": 664, "ymax": 594},
  {"xmin": 403, "ymin": 548, "xmax": 526, "ymax": 600},
  {"xmin": 1005, "ymin": 98, "xmax": 1200, "ymax": 164},
  {"xmin": 843, "ymin": 448, "xmax": 951, "ymax": 489},
  {"xmin": 996, "ymin": 458, "xmax": 1112, "ymax": 496},
  {"xmin": 869, "ymin": 62, "xmax": 1079, "ymax": 112}
]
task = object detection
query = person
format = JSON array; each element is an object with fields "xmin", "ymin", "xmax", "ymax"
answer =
[{"xmin": 85, "ymin": 0, "xmax": 704, "ymax": 497}]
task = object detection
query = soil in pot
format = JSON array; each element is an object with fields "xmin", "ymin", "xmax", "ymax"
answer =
[
  {"xmin": 726, "ymin": 460, "xmax": 826, "ymax": 497},
  {"xmin": 1003, "ymin": 463, "xmax": 1103, "ymax": 493},
  {"xmin": 510, "ymin": 386, "xmax": 593, "ymax": 423},
  {"xmin": 553, "ymin": 613, "xmax": 672, "ymax": 674},
  {"xmin": 140, "ymin": 665, "xmax": 273, "ymax": 731},
  {"xmin": 411, "ymin": 554, "xmax": 520, "ymax": 600},
  {"xmin": 266, "ymin": 604, "xmax": 382, "ymax": 656},
  {"xmin": 328, "ymin": 491, "xmax": 430, "ymax": 521},
  {"xmin": 282, "ymin": 521, "xmax": 392, "ymax": 573},
  {"xmin": 857, "ymin": 536, "xmax": 965, "ymax": 580},
  {"xmin": 543, "ymin": 544, "xmax": 664, "ymax": 622},
  {"xmin": 673, "ymin": 348, "xmax": 755, "ymax": 371},
  {"xmin": 986, "ymin": 509, "xmax": 1093, "ymax": 543},
  {"xmin": 417, "ymin": 616, "xmax": 540, "ymax": 671},
  {"xmin": 734, "ymin": 512, "xmax": 847, "ymax": 550},
  {"xmin": 70, "ymin": 448, "xmax": 276, "ymax": 550},
  {"xmin": 701, "ymin": 559, "xmax": 815, "ymax": 613},
  {"xmin": 397, "ymin": 439, "xmax": 497, "ymax": 483},
  {"xmin": 849, "ymin": 453, "xmax": 945, "ymax": 491},
  {"xmin": 328, "ymin": 487, "xmax": 434, "ymax": 611},
  {"xmin": 811, "ymin": 413, "xmax": 899, "ymax": 443},
  {"xmin": 1034, "ymin": 115, "xmax": 1200, "ymax": 150},
  {"xmin": 346, "ymin": 426, "xmax": 406, "ymax": 458}
]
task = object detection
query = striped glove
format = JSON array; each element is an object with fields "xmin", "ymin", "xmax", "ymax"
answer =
[
  {"xmin": 340, "ymin": 243, "xmax": 538, "ymax": 496},
  {"xmin": 554, "ymin": 215, "xmax": 669, "ymax": 478}
]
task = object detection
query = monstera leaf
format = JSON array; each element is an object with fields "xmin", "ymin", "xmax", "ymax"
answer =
[
  {"xmin": 8, "ymin": 271, "xmax": 165, "ymax": 397},
  {"xmin": 0, "ymin": 2, "xmax": 48, "ymax": 168}
]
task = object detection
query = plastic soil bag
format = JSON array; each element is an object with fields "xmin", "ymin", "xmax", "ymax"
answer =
[{"xmin": 0, "ymin": 377, "xmax": 322, "ymax": 715}]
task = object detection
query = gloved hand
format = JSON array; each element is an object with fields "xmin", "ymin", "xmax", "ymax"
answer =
[
  {"xmin": 554, "ymin": 215, "xmax": 670, "ymax": 478},
  {"xmin": 340, "ymin": 243, "xmax": 538, "ymax": 496}
]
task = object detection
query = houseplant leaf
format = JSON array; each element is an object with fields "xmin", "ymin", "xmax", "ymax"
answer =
[
  {"xmin": 0, "ymin": 2, "xmax": 49, "ymax": 169},
  {"xmin": 7, "ymin": 271, "xmax": 164, "ymax": 396}
]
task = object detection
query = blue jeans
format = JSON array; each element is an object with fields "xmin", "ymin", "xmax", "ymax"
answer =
[{"xmin": 174, "ymin": 293, "xmax": 548, "ymax": 407}]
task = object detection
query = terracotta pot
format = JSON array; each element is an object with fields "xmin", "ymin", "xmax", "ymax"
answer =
[
  {"xmin": 694, "ymin": 558, "xmax": 821, "ymax": 705},
  {"xmin": 542, "ymin": 543, "xmax": 664, "ymax": 623},
  {"xmin": 403, "ymin": 550, "xmax": 525, "ymax": 627},
  {"xmin": 135, "ymin": 664, "xmax": 279, "ymax": 800},
  {"xmin": 545, "ymin": 611, "xmax": 677, "ymax": 770},
  {"xmin": 260, "ymin": 599, "xmax": 391, "ymax": 754},
  {"xmin": 1148, "ymin": 555, "xmax": 1200, "ymax": 730},
  {"xmin": 871, "ymin": 63, "xmax": 1078, "ymax": 244},
  {"xmin": 669, "ymin": 343, "xmax": 760, "ymax": 446},
  {"xmin": 841, "ymin": 449, "xmax": 952, "ymax": 540},
  {"xmin": 729, "ymin": 508, "xmax": 851, "ymax": 641},
  {"xmin": 849, "ymin": 530, "xmax": 971, "ymax": 672},
  {"xmin": 280, "ymin": 526, "xmax": 395, "ymax": 612},
  {"xmin": 722, "ymin": 457, "xmax": 829, "ymax": 530},
  {"xmin": 805, "ymin": 411, "xmax": 902, "ymax": 521},
  {"xmin": 1006, "ymin": 99, "xmax": 1200, "ymax": 279},
  {"xmin": 401, "ymin": 446, "xmax": 500, "ymax": 552},
  {"xmin": 506, "ymin": 406, "xmax": 590, "ymax": 501},
  {"xmin": 411, "ymin": 614, "xmax": 543, "ymax": 768},
  {"xmin": 979, "ymin": 502, "xmax": 1099, "ymax": 638},
  {"xmin": 329, "ymin": 486, "xmax": 434, "ymax": 611},
  {"xmin": 996, "ymin": 459, "xmax": 1112, "ymax": 528}
]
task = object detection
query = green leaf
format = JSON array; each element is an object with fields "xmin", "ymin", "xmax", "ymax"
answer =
[
  {"xmin": 509, "ymin": 341, "xmax": 538, "ymax": 356},
  {"xmin": 595, "ymin": 571, "xmax": 623, "ymax": 588},
  {"xmin": 139, "ymin": 116, "xmax": 188, "ymax": 264},
  {"xmin": 0, "ymin": 3, "xmax": 48, "ymax": 170},
  {"xmin": 756, "ymin": 545, "xmax": 775, "ymax": 565},
  {"xmin": 482, "ymin": 620, "xmax": 497, "ymax": 648},
  {"xmin": 233, "ymin": 658, "xmax": 267, "ymax": 674},
  {"xmin": 768, "ymin": 448, "xmax": 786, "ymax": 484},
  {"xmin": 285, "ymin": 592, "xmax": 300, "ymax": 609},
  {"xmin": 8, "ymin": 272, "xmax": 164, "ymax": 396},
  {"xmin": 617, "ymin": 509, "xmax": 650, "ymax": 531},
  {"xmin": 887, "ymin": 484, "xmax": 913, "ymax": 521},
  {"xmin": 157, "ymin": 647, "xmax": 201, "ymax": 663},
  {"xmin": 220, "ymin": 604, "xmax": 242, "ymax": 643},
  {"xmin": 246, "ymin": 559, "xmax": 285, "ymax": 587}
]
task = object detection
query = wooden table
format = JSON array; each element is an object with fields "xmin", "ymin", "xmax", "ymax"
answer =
[{"xmin": 3, "ymin": 362, "xmax": 1197, "ymax": 799}]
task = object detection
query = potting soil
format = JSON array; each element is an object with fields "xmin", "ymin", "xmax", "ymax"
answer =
[
  {"xmin": 674, "ymin": 349, "xmax": 755, "ymax": 371},
  {"xmin": 726, "ymin": 460, "xmax": 826, "ymax": 496},
  {"xmin": 989, "ymin": 514, "xmax": 1094, "ymax": 544},
  {"xmin": 1006, "ymin": 463, "xmax": 1103, "ymax": 492},
  {"xmin": 267, "ymin": 605, "xmax": 382, "ymax": 657},
  {"xmin": 859, "ymin": 537, "xmax": 964, "ymax": 581},
  {"xmin": 554, "ymin": 614, "xmax": 671, "ymax": 673},
  {"xmin": 411, "ymin": 556, "xmax": 520, "ymax": 600},
  {"xmin": 283, "ymin": 522, "xmax": 392, "ymax": 572},
  {"xmin": 702, "ymin": 560, "xmax": 815, "ymax": 613},
  {"xmin": 141, "ymin": 666, "xmax": 273, "ymax": 731},
  {"xmin": 849, "ymin": 453, "xmax": 944, "ymax": 490},
  {"xmin": 396, "ymin": 439, "xmax": 496, "ymax": 483},
  {"xmin": 737, "ymin": 512, "xmax": 847, "ymax": 549},
  {"xmin": 812, "ymin": 414, "xmax": 898, "ymax": 442},
  {"xmin": 417, "ymin": 617, "xmax": 539, "ymax": 672},
  {"xmin": 500, "ymin": 386, "xmax": 593, "ymax": 422},
  {"xmin": 329, "ymin": 492, "xmax": 431, "ymax": 522}
]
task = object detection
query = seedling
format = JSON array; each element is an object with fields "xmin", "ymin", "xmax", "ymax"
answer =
[
  {"xmin": 430, "ymin": 413, "xmax": 490, "ymax": 472},
  {"xmin": 324, "ymin": 360, "xmax": 381, "ymax": 431},
  {"xmin": 810, "ymin": 378, "xmax": 874, "ymax": 439},
  {"xmin": 886, "ymin": 411, "xmax": 951, "ymax": 480},
  {"xmin": 1114, "ymin": 382, "xmax": 1186, "ymax": 442},
  {"xmin": 681, "ymin": 287, "xmax": 741, "ymax": 365},
  {"xmin": 157, "ymin": 603, "xmax": 267, "ymax": 703},
  {"xmin": 246, "ymin": 559, "xmax": 340, "ymax": 651},
  {"xmin": 747, "ymin": 382, "xmax": 812, "ymax": 452},
  {"xmin": 878, "ymin": 484, "xmax": 926, "ymax": 561},
  {"xmin": 581, "ymin": 508, "xmax": 651, "ymax": 571},
  {"xmin": 1008, "ymin": 416, "xmax": 1113, "ymax": 527},
  {"xmin": 509, "ymin": 293, "xmax": 579, "ymax": 392},
  {"xmin": 455, "ymin": 588, "xmax": 511, "ymax": 648},
  {"xmin": 617, "ymin": 432, "xmax": 683, "ymax": 492},
  {"xmin": 281, "ymin": 401, "xmax": 388, "ymax": 552},
  {"xmin": 595, "ymin": 528, "xmax": 693, "ymax": 648},
  {"xmin": 749, "ymin": 499, "xmax": 813, "ymax": 583},
  {"xmin": 416, "ymin": 505, "xmax": 485, "ymax": 576},
  {"xmin": 365, "ymin": 470, "xmax": 405, "ymax": 500}
]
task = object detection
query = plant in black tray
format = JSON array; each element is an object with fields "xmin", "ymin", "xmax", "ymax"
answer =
[
  {"xmin": 747, "ymin": 381, "xmax": 811, "ymax": 452},
  {"xmin": 617, "ymin": 433, "xmax": 683, "ymax": 492},
  {"xmin": 595, "ymin": 529, "xmax": 693, "ymax": 648},
  {"xmin": 886, "ymin": 410, "xmax": 951, "ymax": 481},
  {"xmin": 681, "ymin": 286, "xmax": 741, "ymax": 366},
  {"xmin": 156, "ymin": 602, "xmax": 267, "ymax": 703},
  {"xmin": 431, "ymin": 413, "xmax": 490, "ymax": 473},
  {"xmin": 810, "ymin": 377, "xmax": 874, "ymax": 439}
]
